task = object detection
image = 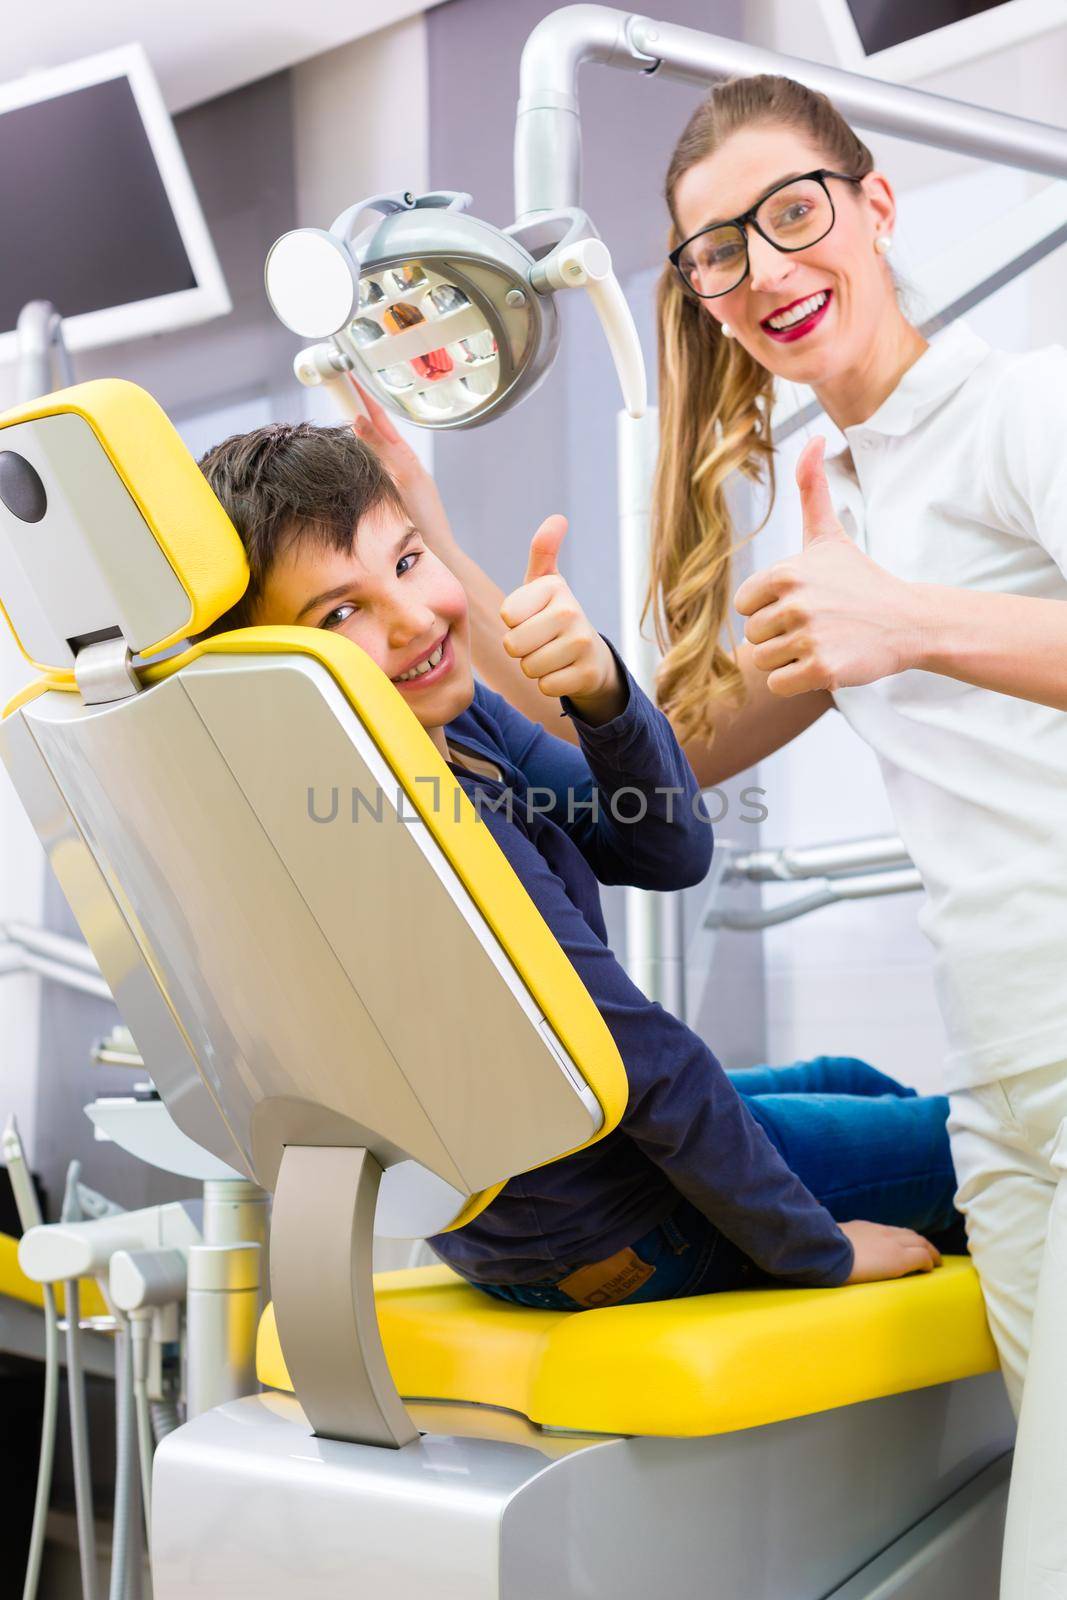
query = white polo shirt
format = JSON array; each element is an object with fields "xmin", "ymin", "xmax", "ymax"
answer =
[{"xmin": 822, "ymin": 317, "xmax": 1067, "ymax": 1091}]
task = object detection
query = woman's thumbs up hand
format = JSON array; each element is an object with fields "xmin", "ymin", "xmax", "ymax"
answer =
[
  {"xmin": 732, "ymin": 435, "xmax": 924, "ymax": 697},
  {"xmin": 797, "ymin": 435, "xmax": 852, "ymax": 550},
  {"xmin": 500, "ymin": 515, "xmax": 627, "ymax": 724}
]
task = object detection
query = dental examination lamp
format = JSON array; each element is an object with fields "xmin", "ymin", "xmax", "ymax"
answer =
[{"xmin": 265, "ymin": 189, "xmax": 647, "ymax": 427}]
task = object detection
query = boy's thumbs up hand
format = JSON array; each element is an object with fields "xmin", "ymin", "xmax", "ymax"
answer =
[
  {"xmin": 732, "ymin": 435, "xmax": 925, "ymax": 697},
  {"xmin": 500, "ymin": 515, "xmax": 627, "ymax": 725},
  {"xmin": 523, "ymin": 513, "xmax": 567, "ymax": 583}
]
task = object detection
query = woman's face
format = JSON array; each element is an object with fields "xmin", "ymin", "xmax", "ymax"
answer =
[{"xmin": 672, "ymin": 124, "xmax": 897, "ymax": 386}]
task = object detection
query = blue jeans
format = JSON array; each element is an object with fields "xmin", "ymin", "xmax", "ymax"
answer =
[{"xmin": 475, "ymin": 1056, "xmax": 966, "ymax": 1311}]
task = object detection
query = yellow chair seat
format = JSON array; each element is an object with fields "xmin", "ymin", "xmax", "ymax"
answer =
[
  {"xmin": 257, "ymin": 1257, "xmax": 999, "ymax": 1438},
  {"xmin": 0, "ymin": 1231, "xmax": 109, "ymax": 1319}
]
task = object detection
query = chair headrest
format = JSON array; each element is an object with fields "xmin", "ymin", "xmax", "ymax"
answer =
[{"xmin": 0, "ymin": 379, "xmax": 248, "ymax": 673}]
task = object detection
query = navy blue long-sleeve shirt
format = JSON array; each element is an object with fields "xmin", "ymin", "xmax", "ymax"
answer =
[{"xmin": 428, "ymin": 640, "xmax": 855, "ymax": 1290}]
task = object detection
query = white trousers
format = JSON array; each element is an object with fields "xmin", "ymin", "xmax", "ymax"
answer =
[{"xmin": 948, "ymin": 1057, "xmax": 1067, "ymax": 1600}]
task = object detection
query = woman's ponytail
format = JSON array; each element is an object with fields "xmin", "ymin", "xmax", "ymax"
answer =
[{"xmin": 646, "ymin": 75, "xmax": 877, "ymax": 746}]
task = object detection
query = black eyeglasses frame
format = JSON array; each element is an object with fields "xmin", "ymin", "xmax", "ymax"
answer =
[{"xmin": 668, "ymin": 168, "xmax": 866, "ymax": 299}]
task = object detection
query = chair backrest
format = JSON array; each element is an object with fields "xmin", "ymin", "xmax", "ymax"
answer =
[{"xmin": 0, "ymin": 380, "xmax": 628, "ymax": 1231}]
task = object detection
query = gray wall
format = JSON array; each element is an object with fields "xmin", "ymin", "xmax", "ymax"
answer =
[
  {"xmin": 426, "ymin": 0, "xmax": 767, "ymax": 1065},
  {"xmin": 32, "ymin": 72, "xmax": 299, "ymax": 1219}
]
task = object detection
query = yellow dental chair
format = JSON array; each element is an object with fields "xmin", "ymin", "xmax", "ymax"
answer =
[{"xmin": 0, "ymin": 380, "xmax": 1013, "ymax": 1599}]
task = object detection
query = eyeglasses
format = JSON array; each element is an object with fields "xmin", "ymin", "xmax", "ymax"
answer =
[{"xmin": 668, "ymin": 169, "xmax": 865, "ymax": 299}]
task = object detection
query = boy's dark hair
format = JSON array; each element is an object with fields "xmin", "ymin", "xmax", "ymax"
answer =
[{"xmin": 197, "ymin": 422, "xmax": 403, "ymax": 635}]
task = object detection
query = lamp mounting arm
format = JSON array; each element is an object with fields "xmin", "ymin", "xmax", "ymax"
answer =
[{"xmin": 516, "ymin": 4, "xmax": 1067, "ymax": 221}]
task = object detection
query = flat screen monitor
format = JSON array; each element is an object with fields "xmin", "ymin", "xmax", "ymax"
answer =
[
  {"xmin": 813, "ymin": 0, "xmax": 1064, "ymax": 80},
  {"xmin": 0, "ymin": 43, "xmax": 230, "ymax": 360}
]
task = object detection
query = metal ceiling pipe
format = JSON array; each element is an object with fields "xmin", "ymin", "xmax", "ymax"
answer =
[{"xmin": 515, "ymin": 4, "xmax": 1067, "ymax": 227}]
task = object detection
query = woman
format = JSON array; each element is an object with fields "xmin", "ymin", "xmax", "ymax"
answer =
[
  {"xmin": 648, "ymin": 80, "xmax": 1067, "ymax": 1600},
  {"xmin": 350, "ymin": 76, "xmax": 1065, "ymax": 1598}
]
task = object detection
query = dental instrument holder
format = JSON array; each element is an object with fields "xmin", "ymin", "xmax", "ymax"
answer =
[
  {"xmin": 267, "ymin": 189, "xmax": 646, "ymax": 427},
  {"xmin": 13, "ymin": 818, "xmax": 426, "ymax": 1447},
  {"xmin": 11, "ymin": 946, "xmax": 273, "ymax": 1415}
]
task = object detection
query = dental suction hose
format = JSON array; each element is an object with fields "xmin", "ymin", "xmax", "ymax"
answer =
[
  {"xmin": 109, "ymin": 1248, "xmax": 187, "ymax": 1536},
  {"xmin": 109, "ymin": 1319, "xmax": 143, "ymax": 1600},
  {"xmin": 128, "ymin": 1316, "xmax": 155, "ymax": 1528},
  {"xmin": 64, "ymin": 1277, "xmax": 99, "ymax": 1600},
  {"xmin": 62, "ymin": 1163, "xmax": 99, "ymax": 1600}
]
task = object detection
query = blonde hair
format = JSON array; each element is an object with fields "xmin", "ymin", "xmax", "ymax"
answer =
[{"xmin": 647, "ymin": 75, "xmax": 894, "ymax": 745}]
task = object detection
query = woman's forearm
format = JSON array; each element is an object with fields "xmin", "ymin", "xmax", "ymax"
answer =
[
  {"xmin": 436, "ymin": 536, "xmax": 581, "ymax": 745},
  {"xmin": 678, "ymin": 643, "xmax": 834, "ymax": 788},
  {"xmin": 911, "ymin": 585, "xmax": 1067, "ymax": 711}
]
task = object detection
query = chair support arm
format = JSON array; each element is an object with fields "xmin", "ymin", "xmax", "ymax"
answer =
[{"xmin": 271, "ymin": 1145, "xmax": 417, "ymax": 1449}]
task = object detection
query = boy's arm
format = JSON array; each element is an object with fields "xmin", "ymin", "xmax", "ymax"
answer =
[
  {"xmin": 482, "ymin": 641, "xmax": 713, "ymax": 890},
  {"xmin": 492, "ymin": 520, "xmax": 711, "ymax": 886},
  {"xmin": 561, "ymin": 636, "xmax": 712, "ymax": 885},
  {"xmin": 474, "ymin": 797, "xmax": 854, "ymax": 1288}
]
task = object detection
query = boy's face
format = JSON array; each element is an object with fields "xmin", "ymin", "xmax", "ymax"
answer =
[{"xmin": 251, "ymin": 503, "xmax": 475, "ymax": 752}]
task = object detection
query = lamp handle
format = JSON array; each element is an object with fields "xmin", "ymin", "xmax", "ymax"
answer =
[
  {"xmin": 329, "ymin": 190, "xmax": 473, "ymax": 250},
  {"xmin": 582, "ymin": 247, "xmax": 648, "ymax": 420},
  {"xmin": 292, "ymin": 344, "xmax": 366, "ymax": 421},
  {"xmin": 538, "ymin": 238, "xmax": 647, "ymax": 418}
]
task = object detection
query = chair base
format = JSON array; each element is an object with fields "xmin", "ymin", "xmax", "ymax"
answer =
[{"xmin": 151, "ymin": 1373, "xmax": 1013, "ymax": 1599}]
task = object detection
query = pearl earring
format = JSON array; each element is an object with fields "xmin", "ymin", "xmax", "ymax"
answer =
[
  {"xmin": 875, "ymin": 235, "xmax": 892, "ymax": 254},
  {"xmin": 721, "ymin": 322, "xmax": 733, "ymax": 338}
]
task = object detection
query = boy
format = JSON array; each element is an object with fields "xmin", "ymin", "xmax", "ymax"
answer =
[{"xmin": 199, "ymin": 421, "xmax": 962, "ymax": 1309}]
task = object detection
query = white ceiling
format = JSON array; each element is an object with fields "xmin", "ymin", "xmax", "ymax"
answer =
[{"xmin": 6, "ymin": 0, "xmax": 443, "ymax": 112}]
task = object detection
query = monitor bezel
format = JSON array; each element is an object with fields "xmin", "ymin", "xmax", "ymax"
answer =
[
  {"xmin": 811, "ymin": 0, "xmax": 1064, "ymax": 81},
  {"xmin": 0, "ymin": 42, "xmax": 231, "ymax": 360}
]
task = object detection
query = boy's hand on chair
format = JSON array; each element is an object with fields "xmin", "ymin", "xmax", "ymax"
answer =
[
  {"xmin": 500, "ymin": 516, "xmax": 628, "ymax": 726},
  {"xmin": 840, "ymin": 1220, "xmax": 942, "ymax": 1284}
]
